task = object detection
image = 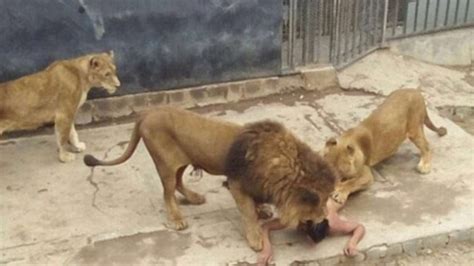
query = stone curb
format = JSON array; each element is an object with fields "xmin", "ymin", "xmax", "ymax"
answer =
[
  {"xmin": 76, "ymin": 66, "xmax": 339, "ymax": 125},
  {"xmin": 226, "ymin": 227, "xmax": 474, "ymax": 266}
]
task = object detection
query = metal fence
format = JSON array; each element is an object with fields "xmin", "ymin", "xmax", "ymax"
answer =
[
  {"xmin": 386, "ymin": 0, "xmax": 473, "ymax": 39},
  {"xmin": 282, "ymin": 0, "xmax": 474, "ymax": 71}
]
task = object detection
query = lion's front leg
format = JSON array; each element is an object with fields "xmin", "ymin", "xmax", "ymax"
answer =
[
  {"xmin": 55, "ymin": 113, "xmax": 76, "ymax": 162},
  {"xmin": 332, "ymin": 166, "xmax": 374, "ymax": 205},
  {"xmin": 69, "ymin": 124, "xmax": 86, "ymax": 152},
  {"xmin": 227, "ymin": 180, "xmax": 263, "ymax": 251}
]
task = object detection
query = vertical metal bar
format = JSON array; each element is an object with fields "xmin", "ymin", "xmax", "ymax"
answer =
[
  {"xmin": 372, "ymin": 0, "xmax": 377, "ymax": 45},
  {"xmin": 336, "ymin": 0, "xmax": 343, "ymax": 65},
  {"xmin": 342, "ymin": 0, "xmax": 346, "ymax": 61},
  {"xmin": 403, "ymin": 0, "xmax": 409, "ymax": 34},
  {"xmin": 359, "ymin": 0, "xmax": 368, "ymax": 54},
  {"xmin": 375, "ymin": 0, "xmax": 381, "ymax": 44},
  {"xmin": 343, "ymin": 1, "xmax": 350, "ymax": 62},
  {"xmin": 465, "ymin": 0, "xmax": 471, "ymax": 23},
  {"xmin": 444, "ymin": 0, "xmax": 451, "ymax": 26},
  {"xmin": 363, "ymin": 0, "xmax": 368, "ymax": 50},
  {"xmin": 301, "ymin": 0, "xmax": 307, "ymax": 65},
  {"xmin": 382, "ymin": 0, "xmax": 389, "ymax": 45},
  {"xmin": 352, "ymin": 0, "xmax": 358, "ymax": 57},
  {"xmin": 329, "ymin": 0, "xmax": 334, "ymax": 63},
  {"xmin": 370, "ymin": 0, "xmax": 380, "ymax": 46},
  {"xmin": 413, "ymin": 0, "xmax": 420, "ymax": 32},
  {"xmin": 454, "ymin": 0, "xmax": 460, "ymax": 24},
  {"xmin": 321, "ymin": 0, "xmax": 325, "ymax": 35},
  {"xmin": 370, "ymin": 0, "xmax": 375, "ymax": 47},
  {"xmin": 434, "ymin": 0, "xmax": 441, "ymax": 27},
  {"xmin": 424, "ymin": 0, "xmax": 431, "ymax": 30},
  {"xmin": 335, "ymin": 0, "xmax": 339, "ymax": 63},
  {"xmin": 365, "ymin": 0, "xmax": 370, "ymax": 49},
  {"xmin": 323, "ymin": 0, "xmax": 328, "ymax": 35},
  {"xmin": 317, "ymin": 0, "xmax": 323, "ymax": 62},
  {"xmin": 365, "ymin": 0, "xmax": 369, "ymax": 48},
  {"xmin": 282, "ymin": 1, "xmax": 287, "ymax": 71},
  {"xmin": 308, "ymin": 0, "xmax": 315, "ymax": 64},
  {"xmin": 288, "ymin": 0, "xmax": 295, "ymax": 69},
  {"xmin": 392, "ymin": 0, "xmax": 400, "ymax": 36}
]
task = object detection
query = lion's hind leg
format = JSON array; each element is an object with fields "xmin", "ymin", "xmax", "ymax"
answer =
[
  {"xmin": 176, "ymin": 166, "xmax": 206, "ymax": 205},
  {"xmin": 142, "ymin": 137, "xmax": 188, "ymax": 230},
  {"xmin": 408, "ymin": 126, "xmax": 432, "ymax": 174}
]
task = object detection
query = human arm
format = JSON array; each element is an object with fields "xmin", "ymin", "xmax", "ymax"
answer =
[
  {"xmin": 327, "ymin": 208, "xmax": 365, "ymax": 256},
  {"xmin": 257, "ymin": 219, "xmax": 286, "ymax": 266},
  {"xmin": 343, "ymin": 223, "xmax": 365, "ymax": 256}
]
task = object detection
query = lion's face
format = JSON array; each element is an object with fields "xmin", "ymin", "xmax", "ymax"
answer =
[
  {"xmin": 323, "ymin": 137, "xmax": 365, "ymax": 179},
  {"xmin": 88, "ymin": 51, "xmax": 121, "ymax": 94},
  {"xmin": 280, "ymin": 187, "xmax": 330, "ymax": 228}
]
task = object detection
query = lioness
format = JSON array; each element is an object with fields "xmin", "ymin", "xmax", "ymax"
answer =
[
  {"xmin": 0, "ymin": 51, "xmax": 120, "ymax": 162},
  {"xmin": 323, "ymin": 89, "xmax": 447, "ymax": 204},
  {"xmin": 84, "ymin": 107, "xmax": 242, "ymax": 229},
  {"xmin": 225, "ymin": 120, "xmax": 336, "ymax": 251}
]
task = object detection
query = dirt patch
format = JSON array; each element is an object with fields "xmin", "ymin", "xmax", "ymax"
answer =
[{"xmin": 69, "ymin": 230, "xmax": 192, "ymax": 265}]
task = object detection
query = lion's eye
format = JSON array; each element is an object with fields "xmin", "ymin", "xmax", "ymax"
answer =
[{"xmin": 105, "ymin": 72, "xmax": 111, "ymax": 77}]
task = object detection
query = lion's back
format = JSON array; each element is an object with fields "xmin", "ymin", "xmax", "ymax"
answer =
[{"xmin": 0, "ymin": 65, "xmax": 64, "ymax": 131}]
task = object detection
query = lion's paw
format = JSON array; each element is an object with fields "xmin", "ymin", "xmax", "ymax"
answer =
[
  {"xmin": 72, "ymin": 142, "xmax": 86, "ymax": 153},
  {"xmin": 166, "ymin": 218, "xmax": 188, "ymax": 231},
  {"xmin": 246, "ymin": 227, "xmax": 263, "ymax": 251},
  {"xmin": 59, "ymin": 151, "xmax": 76, "ymax": 163},
  {"xmin": 416, "ymin": 161, "xmax": 431, "ymax": 174},
  {"xmin": 331, "ymin": 190, "xmax": 349, "ymax": 205}
]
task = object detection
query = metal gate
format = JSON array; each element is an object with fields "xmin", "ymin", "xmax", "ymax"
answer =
[
  {"xmin": 282, "ymin": 0, "xmax": 474, "ymax": 71},
  {"xmin": 282, "ymin": 0, "xmax": 386, "ymax": 71}
]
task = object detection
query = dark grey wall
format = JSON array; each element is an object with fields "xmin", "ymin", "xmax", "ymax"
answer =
[{"xmin": 0, "ymin": 0, "xmax": 282, "ymax": 98}]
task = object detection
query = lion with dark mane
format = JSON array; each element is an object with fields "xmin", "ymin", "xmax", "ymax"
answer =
[{"xmin": 225, "ymin": 120, "xmax": 337, "ymax": 251}]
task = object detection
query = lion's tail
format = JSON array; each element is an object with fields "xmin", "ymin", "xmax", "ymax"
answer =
[
  {"xmin": 83, "ymin": 121, "xmax": 142, "ymax": 167},
  {"xmin": 424, "ymin": 113, "xmax": 447, "ymax": 137}
]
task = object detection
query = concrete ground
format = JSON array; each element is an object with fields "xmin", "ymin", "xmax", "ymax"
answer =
[{"xmin": 1, "ymin": 51, "xmax": 473, "ymax": 265}]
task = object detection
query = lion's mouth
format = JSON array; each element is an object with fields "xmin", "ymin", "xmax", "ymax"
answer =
[{"xmin": 101, "ymin": 82, "xmax": 119, "ymax": 94}]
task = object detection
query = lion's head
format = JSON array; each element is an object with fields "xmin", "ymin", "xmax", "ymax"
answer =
[
  {"xmin": 322, "ymin": 131, "xmax": 371, "ymax": 179},
  {"xmin": 87, "ymin": 51, "xmax": 120, "ymax": 94},
  {"xmin": 278, "ymin": 148, "xmax": 337, "ymax": 228},
  {"xmin": 279, "ymin": 185, "xmax": 331, "ymax": 228}
]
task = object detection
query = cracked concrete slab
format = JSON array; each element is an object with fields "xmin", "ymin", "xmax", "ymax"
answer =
[{"xmin": 1, "ymin": 88, "xmax": 473, "ymax": 265}]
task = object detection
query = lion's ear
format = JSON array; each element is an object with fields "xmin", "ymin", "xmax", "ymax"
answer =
[
  {"xmin": 347, "ymin": 144, "xmax": 355, "ymax": 155},
  {"xmin": 298, "ymin": 187, "xmax": 320, "ymax": 206},
  {"xmin": 90, "ymin": 57, "xmax": 100, "ymax": 69},
  {"xmin": 325, "ymin": 137, "xmax": 337, "ymax": 147}
]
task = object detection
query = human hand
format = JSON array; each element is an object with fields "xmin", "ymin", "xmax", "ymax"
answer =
[
  {"xmin": 257, "ymin": 248, "xmax": 272, "ymax": 266},
  {"xmin": 343, "ymin": 243, "xmax": 358, "ymax": 257}
]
